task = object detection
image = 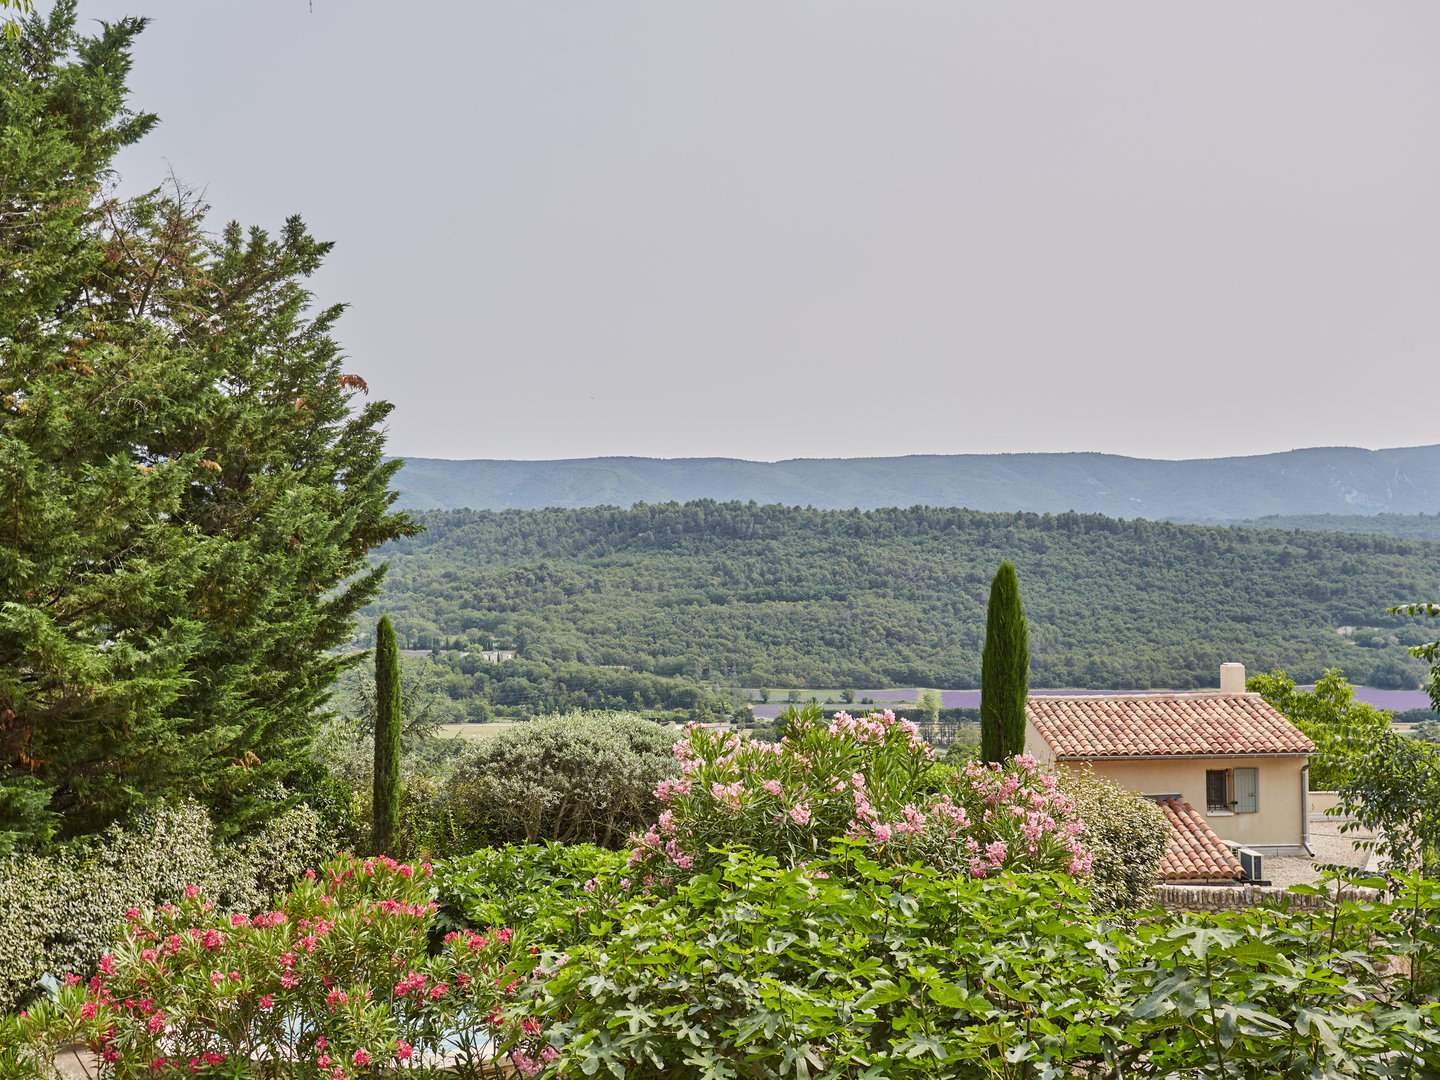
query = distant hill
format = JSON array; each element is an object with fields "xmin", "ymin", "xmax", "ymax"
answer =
[
  {"xmin": 370, "ymin": 503, "xmax": 1440, "ymax": 692},
  {"xmin": 1225, "ymin": 513, "xmax": 1440, "ymax": 542},
  {"xmin": 390, "ymin": 444, "xmax": 1440, "ymax": 521}
]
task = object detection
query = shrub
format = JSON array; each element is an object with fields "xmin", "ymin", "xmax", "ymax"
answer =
[
  {"xmin": 0, "ymin": 800, "xmax": 332, "ymax": 1013},
  {"xmin": 624, "ymin": 705, "xmax": 1089, "ymax": 889},
  {"xmin": 1059, "ymin": 767, "xmax": 1169, "ymax": 913},
  {"xmin": 439, "ymin": 713, "xmax": 678, "ymax": 852},
  {"xmin": 536, "ymin": 851, "xmax": 1440, "ymax": 1079},
  {"xmin": 4, "ymin": 854, "xmax": 553, "ymax": 1078},
  {"xmin": 434, "ymin": 843, "xmax": 629, "ymax": 947}
]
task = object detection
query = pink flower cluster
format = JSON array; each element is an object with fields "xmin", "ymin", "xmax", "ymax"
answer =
[
  {"xmin": 57, "ymin": 854, "xmax": 551, "ymax": 1076},
  {"xmin": 627, "ymin": 708, "xmax": 1092, "ymax": 886}
]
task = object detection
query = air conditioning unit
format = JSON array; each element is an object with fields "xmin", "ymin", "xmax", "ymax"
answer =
[{"xmin": 1238, "ymin": 848, "xmax": 1264, "ymax": 883}]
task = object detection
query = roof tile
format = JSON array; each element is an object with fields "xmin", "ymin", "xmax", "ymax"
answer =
[
  {"xmin": 1027, "ymin": 693, "xmax": 1313, "ymax": 758},
  {"xmin": 1154, "ymin": 798, "xmax": 1244, "ymax": 884}
]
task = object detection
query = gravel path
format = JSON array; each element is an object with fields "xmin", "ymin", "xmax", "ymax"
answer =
[{"xmin": 1261, "ymin": 816, "xmax": 1378, "ymax": 890}]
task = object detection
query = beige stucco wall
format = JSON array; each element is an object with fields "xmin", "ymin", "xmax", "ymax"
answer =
[{"xmin": 1026, "ymin": 720, "xmax": 1306, "ymax": 850}]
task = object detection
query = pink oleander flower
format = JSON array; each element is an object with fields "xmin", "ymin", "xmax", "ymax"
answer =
[
  {"xmin": 183, "ymin": 885, "xmax": 200, "ymax": 899},
  {"xmin": 788, "ymin": 802, "xmax": 812, "ymax": 826},
  {"xmin": 258, "ymin": 995, "xmax": 274, "ymax": 1010},
  {"xmin": 352, "ymin": 1049, "xmax": 371, "ymax": 1066},
  {"xmin": 395, "ymin": 1040, "xmax": 413, "ymax": 1061}
]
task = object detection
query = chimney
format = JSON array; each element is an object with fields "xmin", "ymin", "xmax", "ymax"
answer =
[{"xmin": 1220, "ymin": 662, "xmax": 1247, "ymax": 694}]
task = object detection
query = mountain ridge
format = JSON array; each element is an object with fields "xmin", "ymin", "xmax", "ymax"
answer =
[{"xmin": 389, "ymin": 443, "xmax": 1440, "ymax": 521}]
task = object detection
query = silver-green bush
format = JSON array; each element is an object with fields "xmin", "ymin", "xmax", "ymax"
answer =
[
  {"xmin": 439, "ymin": 712, "xmax": 679, "ymax": 851},
  {"xmin": 1059, "ymin": 767, "xmax": 1169, "ymax": 913}
]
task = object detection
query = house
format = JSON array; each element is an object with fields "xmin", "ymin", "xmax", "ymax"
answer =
[
  {"xmin": 479, "ymin": 649, "xmax": 517, "ymax": 663},
  {"xmin": 1024, "ymin": 663, "xmax": 1315, "ymax": 882}
]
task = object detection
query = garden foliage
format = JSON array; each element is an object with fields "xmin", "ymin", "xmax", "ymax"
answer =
[
  {"xmin": 439, "ymin": 713, "xmax": 677, "ymax": 851},
  {"xmin": 1058, "ymin": 767, "xmax": 1169, "ymax": 913},
  {"xmin": 434, "ymin": 843, "xmax": 629, "ymax": 948},
  {"xmin": 625, "ymin": 705, "xmax": 1090, "ymax": 888},
  {"xmin": 0, "ymin": 800, "xmax": 330, "ymax": 1014},
  {"xmin": 1335, "ymin": 727, "xmax": 1440, "ymax": 877},
  {"xmin": 2, "ymin": 854, "xmax": 552, "ymax": 1079},
  {"xmin": 538, "ymin": 849, "xmax": 1440, "ymax": 1079}
]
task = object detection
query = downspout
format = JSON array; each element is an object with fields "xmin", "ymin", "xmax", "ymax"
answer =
[{"xmin": 1300, "ymin": 762, "xmax": 1314, "ymax": 856}]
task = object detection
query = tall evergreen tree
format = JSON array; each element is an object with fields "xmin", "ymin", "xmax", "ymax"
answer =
[
  {"xmin": 0, "ymin": 6, "xmax": 415, "ymax": 845},
  {"xmin": 980, "ymin": 561, "xmax": 1029, "ymax": 762},
  {"xmin": 371, "ymin": 615, "xmax": 402, "ymax": 855}
]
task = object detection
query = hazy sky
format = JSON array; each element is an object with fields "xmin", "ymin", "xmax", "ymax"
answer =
[{"xmin": 85, "ymin": 1, "xmax": 1440, "ymax": 462}]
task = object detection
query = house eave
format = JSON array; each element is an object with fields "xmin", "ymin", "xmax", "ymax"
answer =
[{"xmin": 1054, "ymin": 751, "xmax": 1312, "ymax": 762}]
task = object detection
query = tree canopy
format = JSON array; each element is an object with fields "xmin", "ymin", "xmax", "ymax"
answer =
[
  {"xmin": 367, "ymin": 503, "xmax": 1439, "ymax": 694},
  {"xmin": 1246, "ymin": 668, "xmax": 1393, "ymax": 790},
  {"xmin": 0, "ymin": 4, "xmax": 413, "ymax": 846}
]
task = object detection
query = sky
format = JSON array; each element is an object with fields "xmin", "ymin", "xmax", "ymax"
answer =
[{"xmin": 82, "ymin": 0, "xmax": 1440, "ymax": 462}]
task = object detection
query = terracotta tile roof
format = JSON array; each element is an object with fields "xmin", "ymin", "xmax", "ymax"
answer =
[
  {"xmin": 1026, "ymin": 693, "xmax": 1314, "ymax": 759},
  {"xmin": 1155, "ymin": 798, "xmax": 1244, "ymax": 884}
]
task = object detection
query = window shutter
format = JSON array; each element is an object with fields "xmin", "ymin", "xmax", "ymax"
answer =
[{"xmin": 1235, "ymin": 767, "xmax": 1259, "ymax": 813}]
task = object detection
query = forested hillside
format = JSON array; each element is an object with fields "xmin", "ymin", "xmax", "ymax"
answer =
[
  {"xmin": 1229, "ymin": 513, "xmax": 1440, "ymax": 541},
  {"xmin": 367, "ymin": 503, "xmax": 1440, "ymax": 691},
  {"xmin": 391, "ymin": 444, "xmax": 1440, "ymax": 519}
]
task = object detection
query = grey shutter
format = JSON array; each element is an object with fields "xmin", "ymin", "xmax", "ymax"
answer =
[{"xmin": 1234, "ymin": 767, "xmax": 1259, "ymax": 814}]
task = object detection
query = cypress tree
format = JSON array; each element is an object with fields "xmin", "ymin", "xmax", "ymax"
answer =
[
  {"xmin": 371, "ymin": 615, "xmax": 402, "ymax": 855},
  {"xmin": 980, "ymin": 561, "xmax": 1030, "ymax": 762}
]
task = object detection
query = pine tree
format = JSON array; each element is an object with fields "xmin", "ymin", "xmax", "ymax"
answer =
[
  {"xmin": 980, "ymin": 561, "xmax": 1029, "ymax": 762},
  {"xmin": 0, "ymin": 6, "xmax": 415, "ymax": 844},
  {"xmin": 371, "ymin": 616, "xmax": 402, "ymax": 855}
]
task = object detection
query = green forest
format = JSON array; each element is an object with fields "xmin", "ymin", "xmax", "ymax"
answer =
[
  {"xmin": 1229, "ymin": 513, "xmax": 1440, "ymax": 541},
  {"xmin": 367, "ymin": 502, "xmax": 1440, "ymax": 693}
]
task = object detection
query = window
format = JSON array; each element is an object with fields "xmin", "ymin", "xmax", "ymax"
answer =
[{"xmin": 1205, "ymin": 767, "xmax": 1258, "ymax": 814}]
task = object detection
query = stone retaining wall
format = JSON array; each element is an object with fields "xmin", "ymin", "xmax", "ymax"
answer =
[{"xmin": 1156, "ymin": 883, "xmax": 1380, "ymax": 913}]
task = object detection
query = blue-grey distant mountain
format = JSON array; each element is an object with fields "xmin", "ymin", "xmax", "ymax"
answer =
[{"xmin": 389, "ymin": 444, "xmax": 1440, "ymax": 521}]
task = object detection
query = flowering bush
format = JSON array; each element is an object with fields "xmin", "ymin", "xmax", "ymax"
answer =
[
  {"xmin": 625, "ymin": 704, "xmax": 1090, "ymax": 888},
  {"xmin": 0, "ymin": 800, "xmax": 331, "ymax": 1014},
  {"xmin": 5, "ymin": 855, "xmax": 552, "ymax": 1078}
]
